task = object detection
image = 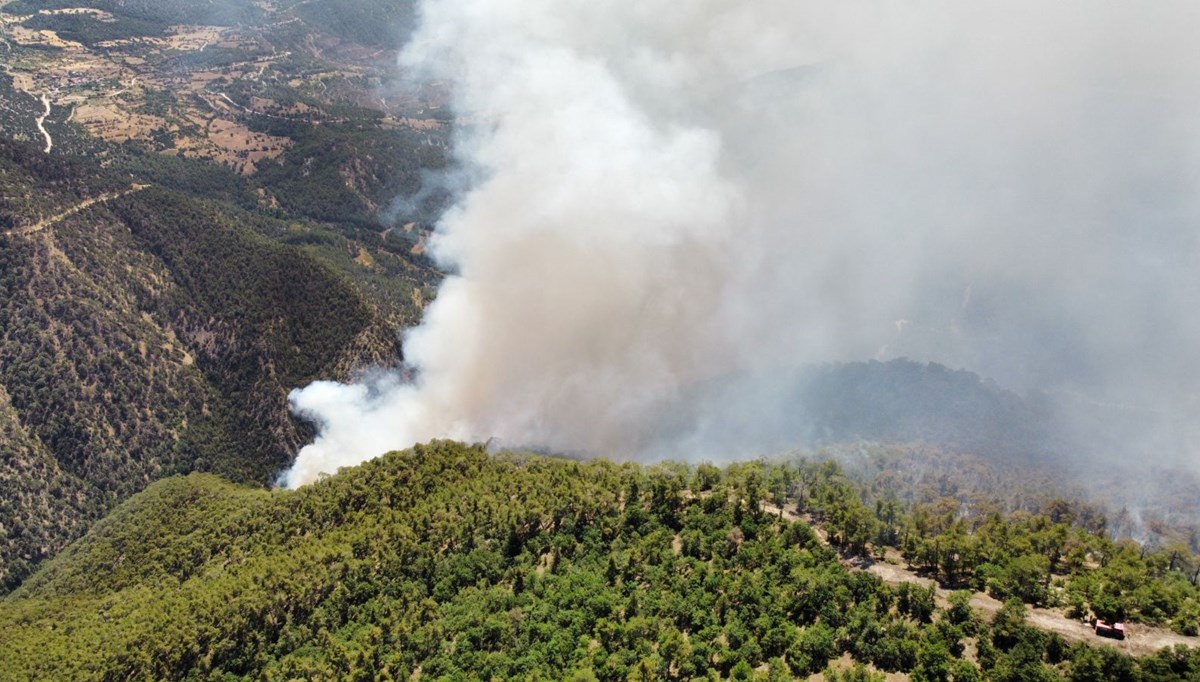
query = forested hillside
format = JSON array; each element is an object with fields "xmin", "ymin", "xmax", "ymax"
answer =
[
  {"xmin": 3, "ymin": 0, "xmax": 260, "ymax": 26},
  {"xmin": 2, "ymin": 441, "xmax": 1197, "ymax": 681},
  {"xmin": 0, "ymin": 0, "xmax": 449, "ymax": 595},
  {"xmin": 0, "ymin": 138, "xmax": 413, "ymax": 591},
  {"xmin": 792, "ymin": 446, "xmax": 1200, "ymax": 636}
]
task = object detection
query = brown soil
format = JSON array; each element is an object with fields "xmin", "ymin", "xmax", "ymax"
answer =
[
  {"xmin": 354, "ymin": 247, "xmax": 375, "ymax": 268},
  {"xmin": 71, "ymin": 103, "xmax": 167, "ymax": 144},
  {"xmin": 760, "ymin": 502, "xmax": 1198, "ymax": 657},
  {"xmin": 9, "ymin": 25, "xmax": 84, "ymax": 50},
  {"xmin": 2, "ymin": 18, "xmax": 291, "ymax": 174},
  {"xmin": 808, "ymin": 653, "xmax": 910, "ymax": 681}
]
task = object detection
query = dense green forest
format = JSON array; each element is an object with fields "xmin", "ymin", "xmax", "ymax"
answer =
[
  {"xmin": 19, "ymin": 12, "xmax": 168, "ymax": 47},
  {"xmin": 1, "ymin": 441, "xmax": 1197, "ymax": 681},
  {"xmin": 792, "ymin": 446, "xmax": 1200, "ymax": 634}
]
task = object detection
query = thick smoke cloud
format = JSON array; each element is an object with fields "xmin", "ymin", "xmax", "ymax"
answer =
[{"xmin": 284, "ymin": 1, "xmax": 1200, "ymax": 487}]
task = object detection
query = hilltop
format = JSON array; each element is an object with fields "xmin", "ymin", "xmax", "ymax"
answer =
[{"xmin": 2, "ymin": 441, "xmax": 1198, "ymax": 680}]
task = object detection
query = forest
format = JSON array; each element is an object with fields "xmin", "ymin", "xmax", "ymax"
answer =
[
  {"xmin": 1, "ymin": 441, "xmax": 1196, "ymax": 681},
  {"xmin": 0, "ymin": 136, "xmax": 429, "ymax": 592},
  {"xmin": 793, "ymin": 447, "xmax": 1200, "ymax": 634}
]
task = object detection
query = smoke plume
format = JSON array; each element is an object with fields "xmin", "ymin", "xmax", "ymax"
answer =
[{"xmin": 284, "ymin": 1, "xmax": 1200, "ymax": 487}]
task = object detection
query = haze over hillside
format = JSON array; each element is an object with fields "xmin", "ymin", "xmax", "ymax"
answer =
[
  {"xmin": 3, "ymin": 1, "xmax": 1200, "ymax": 679},
  {"xmin": 0, "ymin": 0, "xmax": 1197, "ymax": 592},
  {"xmin": 287, "ymin": 1, "xmax": 1200, "ymax": 485}
]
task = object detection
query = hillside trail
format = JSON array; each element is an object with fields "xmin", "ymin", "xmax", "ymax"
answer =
[
  {"xmin": 760, "ymin": 502, "xmax": 1199, "ymax": 657},
  {"xmin": 3, "ymin": 184, "xmax": 149, "ymax": 237}
]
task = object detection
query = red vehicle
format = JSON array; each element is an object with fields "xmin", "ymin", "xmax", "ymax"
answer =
[{"xmin": 1094, "ymin": 619, "xmax": 1127, "ymax": 640}]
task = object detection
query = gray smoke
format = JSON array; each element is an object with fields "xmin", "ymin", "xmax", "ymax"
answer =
[{"xmin": 284, "ymin": 1, "xmax": 1200, "ymax": 487}]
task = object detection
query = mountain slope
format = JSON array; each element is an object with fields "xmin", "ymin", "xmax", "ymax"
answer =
[
  {"xmin": 0, "ymin": 138, "xmax": 404, "ymax": 591},
  {"xmin": 3, "ymin": 441, "xmax": 1198, "ymax": 681},
  {"xmin": 664, "ymin": 359, "xmax": 1052, "ymax": 463},
  {"xmin": 0, "ymin": 383, "xmax": 91, "ymax": 591},
  {"xmin": 0, "ymin": 0, "xmax": 449, "ymax": 597}
]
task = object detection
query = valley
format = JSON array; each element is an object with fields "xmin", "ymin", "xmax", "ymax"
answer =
[
  {"xmin": 0, "ymin": 0, "xmax": 449, "ymax": 594},
  {"xmin": 0, "ymin": 0, "xmax": 442, "ymax": 173}
]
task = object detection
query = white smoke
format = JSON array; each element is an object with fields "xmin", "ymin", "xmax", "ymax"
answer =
[{"xmin": 284, "ymin": 1, "xmax": 1200, "ymax": 487}]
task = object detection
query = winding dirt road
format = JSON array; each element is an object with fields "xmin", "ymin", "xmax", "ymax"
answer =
[
  {"xmin": 761, "ymin": 502, "xmax": 1198, "ymax": 657},
  {"xmin": 35, "ymin": 92, "xmax": 51, "ymax": 153},
  {"xmin": 3, "ymin": 184, "xmax": 148, "ymax": 237}
]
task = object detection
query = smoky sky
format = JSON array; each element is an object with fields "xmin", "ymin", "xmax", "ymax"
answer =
[{"xmin": 284, "ymin": 1, "xmax": 1200, "ymax": 486}]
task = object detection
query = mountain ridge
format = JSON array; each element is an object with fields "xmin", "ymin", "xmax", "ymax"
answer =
[{"xmin": 3, "ymin": 441, "xmax": 1198, "ymax": 680}]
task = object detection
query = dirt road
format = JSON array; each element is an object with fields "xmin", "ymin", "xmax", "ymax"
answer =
[
  {"xmin": 35, "ymin": 92, "xmax": 51, "ymax": 153},
  {"xmin": 3, "ymin": 184, "xmax": 148, "ymax": 237},
  {"xmin": 761, "ymin": 502, "xmax": 1198, "ymax": 657}
]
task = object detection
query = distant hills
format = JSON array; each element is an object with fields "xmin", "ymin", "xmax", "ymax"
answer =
[
  {"xmin": 1, "ymin": 134, "xmax": 1187, "ymax": 593},
  {"xmin": 653, "ymin": 359, "xmax": 1050, "ymax": 464},
  {"xmin": 663, "ymin": 355, "xmax": 1193, "ymax": 474},
  {"xmin": 789, "ymin": 359, "xmax": 1051, "ymax": 458}
]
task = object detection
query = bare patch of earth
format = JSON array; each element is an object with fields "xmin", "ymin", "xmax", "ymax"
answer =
[
  {"xmin": 760, "ymin": 502, "xmax": 1198, "ymax": 657},
  {"xmin": 808, "ymin": 653, "xmax": 910, "ymax": 681}
]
